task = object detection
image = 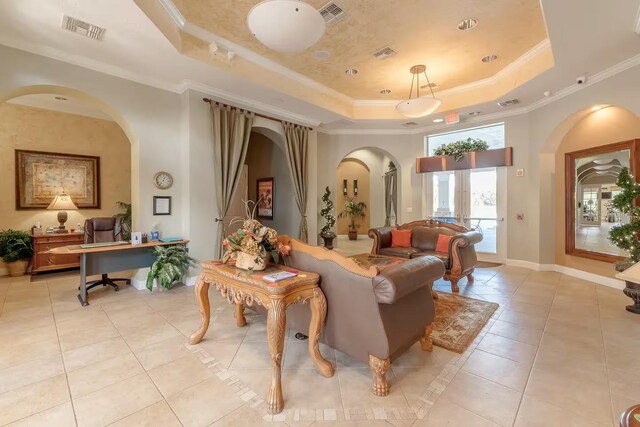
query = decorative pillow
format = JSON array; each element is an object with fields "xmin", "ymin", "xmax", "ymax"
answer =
[
  {"xmin": 435, "ymin": 234, "xmax": 452, "ymax": 253},
  {"xmin": 391, "ymin": 229, "xmax": 412, "ymax": 248}
]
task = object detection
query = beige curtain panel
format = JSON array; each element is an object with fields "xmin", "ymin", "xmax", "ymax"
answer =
[
  {"xmin": 211, "ymin": 103, "xmax": 255, "ymax": 258},
  {"xmin": 283, "ymin": 123, "xmax": 309, "ymax": 242}
]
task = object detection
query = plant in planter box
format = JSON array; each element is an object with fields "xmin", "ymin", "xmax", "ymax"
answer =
[
  {"xmin": 338, "ymin": 197, "xmax": 367, "ymax": 240},
  {"xmin": 0, "ymin": 230, "xmax": 33, "ymax": 277},
  {"xmin": 319, "ymin": 186, "xmax": 337, "ymax": 249},
  {"xmin": 146, "ymin": 245, "xmax": 195, "ymax": 291},
  {"xmin": 433, "ymin": 137, "xmax": 489, "ymax": 161}
]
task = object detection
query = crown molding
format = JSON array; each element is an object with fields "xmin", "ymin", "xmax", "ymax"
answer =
[
  {"xmin": 179, "ymin": 80, "xmax": 321, "ymax": 127},
  {"xmin": 0, "ymin": 36, "xmax": 182, "ymax": 94},
  {"xmin": 157, "ymin": 0, "xmax": 186, "ymax": 28}
]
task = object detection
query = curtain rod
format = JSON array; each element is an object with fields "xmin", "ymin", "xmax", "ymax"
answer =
[{"xmin": 202, "ymin": 98, "xmax": 313, "ymax": 131}]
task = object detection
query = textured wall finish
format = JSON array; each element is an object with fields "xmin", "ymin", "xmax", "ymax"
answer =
[{"xmin": 0, "ymin": 103, "xmax": 131, "ymax": 232}]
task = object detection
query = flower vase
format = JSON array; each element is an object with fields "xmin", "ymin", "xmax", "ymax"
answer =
[{"xmin": 235, "ymin": 251, "xmax": 267, "ymax": 271}]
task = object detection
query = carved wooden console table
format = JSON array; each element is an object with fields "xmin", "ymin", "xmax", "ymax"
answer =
[{"xmin": 189, "ymin": 261, "xmax": 334, "ymax": 414}]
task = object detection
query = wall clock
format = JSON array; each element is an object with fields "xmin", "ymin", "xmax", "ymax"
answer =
[{"xmin": 153, "ymin": 171, "xmax": 174, "ymax": 190}]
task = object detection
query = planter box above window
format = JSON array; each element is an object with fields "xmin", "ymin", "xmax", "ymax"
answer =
[{"xmin": 416, "ymin": 147, "xmax": 513, "ymax": 173}]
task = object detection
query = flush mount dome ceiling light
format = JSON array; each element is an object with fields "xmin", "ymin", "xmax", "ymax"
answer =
[
  {"xmin": 396, "ymin": 65, "xmax": 442, "ymax": 118},
  {"xmin": 247, "ymin": 0, "xmax": 326, "ymax": 53}
]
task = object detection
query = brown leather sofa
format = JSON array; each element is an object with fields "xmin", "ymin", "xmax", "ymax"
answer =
[
  {"xmin": 280, "ymin": 236, "xmax": 445, "ymax": 396},
  {"xmin": 369, "ymin": 219, "xmax": 482, "ymax": 293}
]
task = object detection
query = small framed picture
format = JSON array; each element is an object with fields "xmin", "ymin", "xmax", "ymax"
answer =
[
  {"xmin": 131, "ymin": 232, "xmax": 142, "ymax": 245},
  {"xmin": 153, "ymin": 196, "xmax": 172, "ymax": 215},
  {"xmin": 256, "ymin": 177, "xmax": 274, "ymax": 220}
]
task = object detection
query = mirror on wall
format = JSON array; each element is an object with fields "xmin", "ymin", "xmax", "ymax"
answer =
[{"xmin": 566, "ymin": 140, "xmax": 639, "ymax": 262}]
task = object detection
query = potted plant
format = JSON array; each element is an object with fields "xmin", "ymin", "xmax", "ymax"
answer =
[
  {"xmin": 222, "ymin": 200, "xmax": 291, "ymax": 271},
  {"xmin": 319, "ymin": 186, "xmax": 337, "ymax": 249},
  {"xmin": 433, "ymin": 137, "xmax": 489, "ymax": 161},
  {"xmin": 113, "ymin": 201, "xmax": 132, "ymax": 241},
  {"xmin": 608, "ymin": 167, "xmax": 640, "ymax": 272},
  {"xmin": 338, "ymin": 197, "xmax": 367, "ymax": 240},
  {"xmin": 146, "ymin": 244, "xmax": 195, "ymax": 291},
  {"xmin": 0, "ymin": 230, "xmax": 33, "ymax": 277}
]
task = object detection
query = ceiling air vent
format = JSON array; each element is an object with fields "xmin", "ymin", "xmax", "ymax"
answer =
[
  {"xmin": 402, "ymin": 121, "xmax": 419, "ymax": 127},
  {"xmin": 62, "ymin": 15, "xmax": 106, "ymax": 40},
  {"xmin": 371, "ymin": 46, "xmax": 397, "ymax": 60},
  {"xmin": 318, "ymin": 2, "xmax": 349, "ymax": 25},
  {"xmin": 497, "ymin": 98, "xmax": 520, "ymax": 108}
]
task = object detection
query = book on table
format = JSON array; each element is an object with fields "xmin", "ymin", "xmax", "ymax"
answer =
[{"xmin": 262, "ymin": 271, "xmax": 298, "ymax": 283}]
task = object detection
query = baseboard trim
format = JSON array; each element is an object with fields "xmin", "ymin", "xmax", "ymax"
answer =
[{"xmin": 505, "ymin": 259, "xmax": 625, "ymax": 290}]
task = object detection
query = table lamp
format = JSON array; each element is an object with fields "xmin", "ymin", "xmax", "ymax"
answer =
[{"xmin": 47, "ymin": 192, "xmax": 78, "ymax": 233}]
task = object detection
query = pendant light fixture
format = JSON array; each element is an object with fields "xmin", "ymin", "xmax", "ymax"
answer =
[
  {"xmin": 247, "ymin": 0, "xmax": 326, "ymax": 53},
  {"xmin": 396, "ymin": 65, "xmax": 442, "ymax": 118}
]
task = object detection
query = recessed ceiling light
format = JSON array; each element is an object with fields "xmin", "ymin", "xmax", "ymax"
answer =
[
  {"xmin": 433, "ymin": 118, "xmax": 444, "ymax": 123},
  {"xmin": 54, "ymin": 96, "xmax": 68, "ymax": 101},
  {"xmin": 380, "ymin": 89, "xmax": 391, "ymax": 94},
  {"xmin": 315, "ymin": 50, "xmax": 330, "ymax": 60},
  {"xmin": 457, "ymin": 18, "xmax": 478, "ymax": 31},
  {"xmin": 481, "ymin": 54, "xmax": 498, "ymax": 63},
  {"xmin": 420, "ymin": 83, "xmax": 438, "ymax": 89},
  {"xmin": 468, "ymin": 111, "xmax": 481, "ymax": 116},
  {"xmin": 345, "ymin": 68, "xmax": 358, "ymax": 75}
]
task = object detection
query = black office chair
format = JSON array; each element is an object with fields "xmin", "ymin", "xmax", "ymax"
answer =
[{"xmin": 82, "ymin": 217, "xmax": 131, "ymax": 292}]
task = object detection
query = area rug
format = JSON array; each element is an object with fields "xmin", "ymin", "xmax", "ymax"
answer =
[{"xmin": 432, "ymin": 293, "xmax": 499, "ymax": 353}]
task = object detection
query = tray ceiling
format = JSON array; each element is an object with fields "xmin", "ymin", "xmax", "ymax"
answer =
[{"xmin": 171, "ymin": 0, "xmax": 549, "ymax": 100}]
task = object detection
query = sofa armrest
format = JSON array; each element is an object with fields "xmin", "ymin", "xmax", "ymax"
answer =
[
  {"xmin": 368, "ymin": 227, "xmax": 393, "ymax": 254},
  {"xmin": 451, "ymin": 231, "xmax": 483, "ymax": 248},
  {"xmin": 372, "ymin": 257, "xmax": 445, "ymax": 304}
]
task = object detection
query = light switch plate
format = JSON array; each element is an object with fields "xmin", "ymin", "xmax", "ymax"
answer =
[
  {"xmin": 516, "ymin": 168, "xmax": 525, "ymax": 177},
  {"xmin": 406, "ymin": 207, "xmax": 413, "ymax": 213}
]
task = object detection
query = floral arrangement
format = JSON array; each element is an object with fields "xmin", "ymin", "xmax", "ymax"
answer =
[
  {"xmin": 433, "ymin": 137, "xmax": 490, "ymax": 161},
  {"xmin": 222, "ymin": 200, "xmax": 291, "ymax": 269}
]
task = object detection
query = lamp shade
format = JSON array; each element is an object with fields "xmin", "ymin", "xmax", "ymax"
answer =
[
  {"xmin": 47, "ymin": 193, "xmax": 78, "ymax": 210},
  {"xmin": 247, "ymin": 0, "xmax": 326, "ymax": 53},
  {"xmin": 396, "ymin": 97, "xmax": 442, "ymax": 118}
]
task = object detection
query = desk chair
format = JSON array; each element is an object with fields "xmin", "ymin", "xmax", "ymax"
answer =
[{"xmin": 83, "ymin": 218, "xmax": 131, "ymax": 292}]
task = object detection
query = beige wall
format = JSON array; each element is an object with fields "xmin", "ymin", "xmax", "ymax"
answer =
[
  {"xmin": 0, "ymin": 103, "xmax": 131, "ymax": 232},
  {"xmin": 336, "ymin": 158, "xmax": 370, "ymax": 235},
  {"xmin": 554, "ymin": 107, "xmax": 640, "ymax": 277}
]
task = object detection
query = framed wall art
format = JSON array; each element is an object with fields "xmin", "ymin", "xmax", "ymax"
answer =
[
  {"xmin": 153, "ymin": 196, "xmax": 172, "ymax": 215},
  {"xmin": 15, "ymin": 150, "xmax": 100, "ymax": 209},
  {"xmin": 256, "ymin": 177, "xmax": 274, "ymax": 220}
]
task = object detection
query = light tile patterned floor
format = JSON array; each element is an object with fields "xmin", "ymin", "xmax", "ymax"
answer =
[{"xmin": 0, "ymin": 263, "xmax": 637, "ymax": 427}]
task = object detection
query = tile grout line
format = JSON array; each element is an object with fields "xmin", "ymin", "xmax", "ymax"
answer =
[
  {"xmin": 46, "ymin": 279, "xmax": 81, "ymax": 427},
  {"xmin": 596, "ymin": 281, "xmax": 617, "ymax": 426}
]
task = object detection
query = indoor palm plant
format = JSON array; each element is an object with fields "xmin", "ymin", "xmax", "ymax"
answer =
[
  {"xmin": 338, "ymin": 197, "xmax": 367, "ymax": 240},
  {"xmin": 0, "ymin": 230, "xmax": 33, "ymax": 277},
  {"xmin": 113, "ymin": 201, "xmax": 132, "ymax": 241},
  {"xmin": 146, "ymin": 245, "xmax": 195, "ymax": 291},
  {"xmin": 319, "ymin": 186, "xmax": 337, "ymax": 249}
]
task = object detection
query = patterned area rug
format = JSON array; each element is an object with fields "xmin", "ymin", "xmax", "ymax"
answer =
[{"xmin": 433, "ymin": 293, "xmax": 498, "ymax": 353}]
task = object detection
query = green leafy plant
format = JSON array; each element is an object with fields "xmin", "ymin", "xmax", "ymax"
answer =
[
  {"xmin": 338, "ymin": 197, "xmax": 367, "ymax": 231},
  {"xmin": 0, "ymin": 230, "xmax": 33, "ymax": 263},
  {"xmin": 608, "ymin": 167, "xmax": 640, "ymax": 270},
  {"xmin": 114, "ymin": 201, "xmax": 132, "ymax": 241},
  {"xmin": 433, "ymin": 137, "xmax": 490, "ymax": 161},
  {"xmin": 146, "ymin": 245, "xmax": 195, "ymax": 291},
  {"xmin": 388, "ymin": 161, "xmax": 396, "ymax": 172},
  {"xmin": 320, "ymin": 186, "xmax": 336, "ymax": 237}
]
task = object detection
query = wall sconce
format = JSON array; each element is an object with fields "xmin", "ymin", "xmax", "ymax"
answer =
[
  {"xmin": 343, "ymin": 179, "xmax": 348, "ymax": 196},
  {"xmin": 353, "ymin": 179, "xmax": 358, "ymax": 196}
]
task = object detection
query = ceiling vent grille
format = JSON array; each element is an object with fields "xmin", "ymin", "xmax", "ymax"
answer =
[
  {"xmin": 371, "ymin": 46, "xmax": 397, "ymax": 60},
  {"xmin": 402, "ymin": 121, "xmax": 419, "ymax": 127},
  {"xmin": 62, "ymin": 15, "xmax": 106, "ymax": 40},
  {"xmin": 318, "ymin": 2, "xmax": 349, "ymax": 25},
  {"xmin": 497, "ymin": 98, "xmax": 520, "ymax": 108}
]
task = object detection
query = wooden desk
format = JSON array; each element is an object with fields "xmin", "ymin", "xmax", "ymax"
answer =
[
  {"xmin": 49, "ymin": 240, "xmax": 189, "ymax": 306},
  {"xmin": 189, "ymin": 261, "xmax": 334, "ymax": 414}
]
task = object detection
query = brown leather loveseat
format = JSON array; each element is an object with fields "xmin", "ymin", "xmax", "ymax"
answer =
[
  {"xmin": 281, "ymin": 236, "xmax": 445, "ymax": 396},
  {"xmin": 369, "ymin": 219, "xmax": 482, "ymax": 292}
]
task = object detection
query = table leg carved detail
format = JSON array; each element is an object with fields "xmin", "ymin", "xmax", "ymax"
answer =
[
  {"xmin": 308, "ymin": 289, "xmax": 334, "ymax": 378},
  {"xmin": 267, "ymin": 298, "xmax": 287, "ymax": 414},
  {"xmin": 235, "ymin": 303, "xmax": 247, "ymax": 327},
  {"xmin": 369, "ymin": 355, "xmax": 390, "ymax": 396},
  {"xmin": 189, "ymin": 275, "xmax": 212, "ymax": 345}
]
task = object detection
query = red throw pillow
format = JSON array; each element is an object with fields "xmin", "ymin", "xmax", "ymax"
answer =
[
  {"xmin": 435, "ymin": 234, "xmax": 452, "ymax": 253},
  {"xmin": 391, "ymin": 229, "xmax": 412, "ymax": 248}
]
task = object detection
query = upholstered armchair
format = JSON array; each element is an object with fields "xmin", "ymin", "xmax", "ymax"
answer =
[
  {"xmin": 278, "ymin": 236, "xmax": 445, "ymax": 396},
  {"xmin": 369, "ymin": 219, "xmax": 482, "ymax": 292}
]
